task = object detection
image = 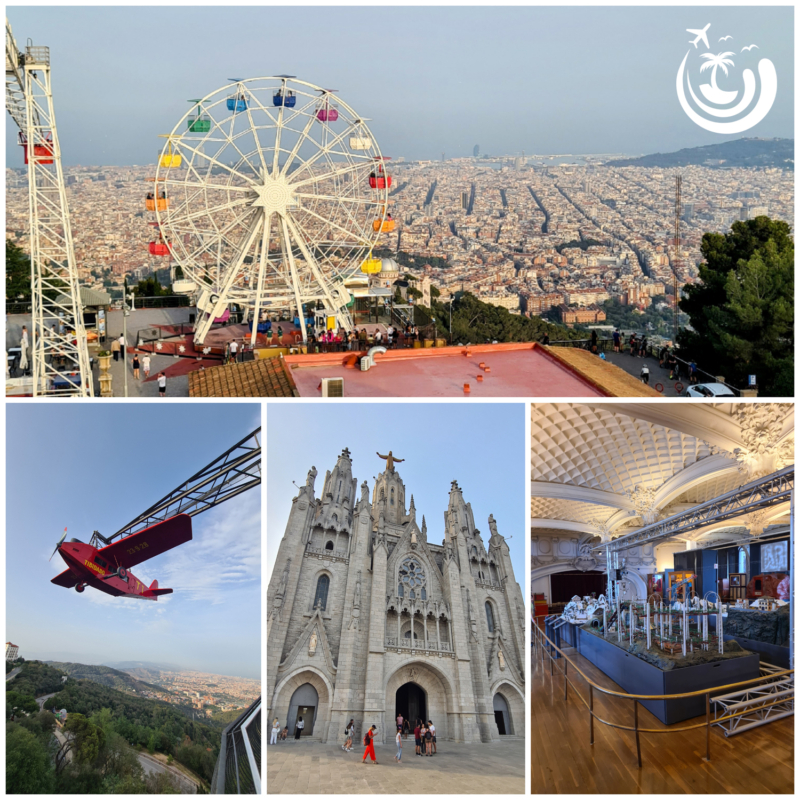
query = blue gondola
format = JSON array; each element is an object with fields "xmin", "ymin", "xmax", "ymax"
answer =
[
  {"xmin": 273, "ymin": 90, "xmax": 296, "ymax": 108},
  {"xmin": 227, "ymin": 96, "xmax": 248, "ymax": 112}
]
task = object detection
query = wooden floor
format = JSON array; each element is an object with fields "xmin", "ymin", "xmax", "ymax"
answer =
[{"xmin": 531, "ymin": 644, "xmax": 794, "ymax": 794}]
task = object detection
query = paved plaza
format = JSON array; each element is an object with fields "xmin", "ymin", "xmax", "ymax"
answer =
[{"xmin": 266, "ymin": 739, "xmax": 525, "ymax": 794}]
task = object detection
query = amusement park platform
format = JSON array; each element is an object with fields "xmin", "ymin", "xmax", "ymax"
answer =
[
  {"xmin": 188, "ymin": 342, "xmax": 661, "ymax": 398},
  {"xmin": 283, "ymin": 343, "xmax": 661, "ymax": 398}
]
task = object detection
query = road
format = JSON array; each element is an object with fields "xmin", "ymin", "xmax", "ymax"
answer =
[
  {"xmin": 36, "ymin": 692, "xmax": 57, "ymax": 710},
  {"xmin": 137, "ymin": 753, "xmax": 199, "ymax": 794},
  {"xmin": 6, "ymin": 667, "xmax": 21, "ymax": 682}
]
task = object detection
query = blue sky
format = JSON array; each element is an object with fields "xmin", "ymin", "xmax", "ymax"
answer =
[
  {"xmin": 6, "ymin": 403, "xmax": 262, "ymax": 680},
  {"xmin": 5, "ymin": 6, "xmax": 793, "ymax": 166},
  {"xmin": 266, "ymin": 403, "xmax": 526, "ymax": 589}
]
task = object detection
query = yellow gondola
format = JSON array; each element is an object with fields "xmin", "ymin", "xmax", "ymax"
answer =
[
  {"xmin": 360, "ymin": 256, "xmax": 382, "ymax": 274},
  {"xmin": 159, "ymin": 140, "xmax": 182, "ymax": 169},
  {"xmin": 372, "ymin": 219, "xmax": 395, "ymax": 233}
]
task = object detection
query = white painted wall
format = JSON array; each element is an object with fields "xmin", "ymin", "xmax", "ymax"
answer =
[{"xmin": 655, "ymin": 542, "xmax": 684, "ymax": 572}]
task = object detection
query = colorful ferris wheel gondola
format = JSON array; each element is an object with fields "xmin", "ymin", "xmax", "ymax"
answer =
[
  {"xmin": 187, "ymin": 99, "xmax": 211, "ymax": 132},
  {"xmin": 316, "ymin": 89, "xmax": 339, "ymax": 122},
  {"xmin": 368, "ymin": 156, "xmax": 392, "ymax": 190}
]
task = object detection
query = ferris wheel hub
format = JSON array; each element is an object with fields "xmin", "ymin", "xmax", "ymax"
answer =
[{"xmin": 251, "ymin": 172, "xmax": 296, "ymax": 215}]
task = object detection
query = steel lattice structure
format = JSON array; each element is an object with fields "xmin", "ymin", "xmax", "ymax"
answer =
[
  {"xmin": 153, "ymin": 76, "xmax": 389, "ymax": 345},
  {"xmin": 595, "ymin": 466, "xmax": 794, "ymax": 553},
  {"xmin": 5, "ymin": 19, "xmax": 92, "ymax": 396},
  {"xmin": 90, "ymin": 428, "xmax": 261, "ymax": 546}
]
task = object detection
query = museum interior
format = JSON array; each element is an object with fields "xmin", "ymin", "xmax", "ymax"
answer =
[{"xmin": 530, "ymin": 402, "xmax": 793, "ymax": 794}]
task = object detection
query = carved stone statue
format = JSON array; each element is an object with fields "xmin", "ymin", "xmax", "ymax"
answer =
[
  {"xmin": 498, "ymin": 649, "xmax": 506, "ymax": 671},
  {"xmin": 360, "ymin": 480, "xmax": 369, "ymax": 503},
  {"xmin": 308, "ymin": 629, "xmax": 318, "ymax": 656},
  {"xmin": 306, "ymin": 466, "xmax": 317, "ymax": 489},
  {"xmin": 278, "ymin": 559, "xmax": 291, "ymax": 597},
  {"xmin": 349, "ymin": 571, "xmax": 362, "ymax": 631},
  {"xmin": 488, "ymin": 514, "xmax": 499, "ymax": 538},
  {"xmin": 376, "ymin": 450, "xmax": 405, "ymax": 473}
]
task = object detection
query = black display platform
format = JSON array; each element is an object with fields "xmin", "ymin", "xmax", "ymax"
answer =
[
  {"xmin": 578, "ymin": 627, "xmax": 760, "ymax": 724},
  {"xmin": 724, "ymin": 634, "xmax": 790, "ymax": 669}
]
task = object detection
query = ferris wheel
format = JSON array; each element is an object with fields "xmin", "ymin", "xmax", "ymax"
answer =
[{"xmin": 152, "ymin": 76, "xmax": 392, "ymax": 345}]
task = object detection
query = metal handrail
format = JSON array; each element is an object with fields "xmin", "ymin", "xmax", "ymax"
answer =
[{"xmin": 532, "ymin": 619, "xmax": 793, "ymax": 766}]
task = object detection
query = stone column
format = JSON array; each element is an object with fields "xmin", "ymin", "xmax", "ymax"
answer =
[{"xmin": 363, "ymin": 533, "xmax": 388, "ymax": 742}]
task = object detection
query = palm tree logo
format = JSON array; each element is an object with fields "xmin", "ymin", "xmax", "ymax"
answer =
[{"xmin": 699, "ymin": 51, "xmax": 738, "ymax": 104}]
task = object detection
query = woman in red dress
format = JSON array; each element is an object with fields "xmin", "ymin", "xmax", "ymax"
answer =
[{"xmin": 362, "ymin": 724, "xmax": 378, "ymax": 764}]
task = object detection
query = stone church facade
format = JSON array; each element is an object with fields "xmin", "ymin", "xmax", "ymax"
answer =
[{"xmin": 267, "ymin": 449, "xmax": 526, "ymax": 744}]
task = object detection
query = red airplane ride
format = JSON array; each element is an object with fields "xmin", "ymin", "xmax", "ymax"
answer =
[{"xmin": 50, "ymin": 515, "xmax": 192, "ymax": 601}]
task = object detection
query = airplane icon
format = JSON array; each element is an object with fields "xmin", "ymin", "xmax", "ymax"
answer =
[{"xmin": 687, "ymin": 24, "xmax": 711, "ymax": 49}]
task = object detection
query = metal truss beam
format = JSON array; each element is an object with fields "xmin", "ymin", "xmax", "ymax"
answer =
[
  {"xmin": 594, "ymin": 467, "xmax": 794, "ymax": 553},
  {"xmin": 96, "ymin": 428, "xmax": 261, "ymax": 544},
  {"xmin": 6, "ymin": 21, "xmax": 93, "ymax": 395}
]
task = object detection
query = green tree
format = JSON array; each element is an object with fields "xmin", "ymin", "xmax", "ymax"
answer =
[
  {"xmin": 6, "ymin": 690, "xmax": 38, "ymax": 718},
  {"xmin": 6, "ymin": 239, "xmax": 31, "ymax": 302},
  {"xmin": 64, "ymin": 712, "xmax": 106, "ymax": 764},
  {"xmin": 678, "ymin": 217, "xmax": 793, "ymax": 395},
  {"xmin": 6, "ymin": 724, "xmax": 55, "ymax": 793}
]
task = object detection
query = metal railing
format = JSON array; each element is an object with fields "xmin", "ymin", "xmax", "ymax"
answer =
[
  {"xmin": 212, "ymin": 696, "xmax": 261, "ymax": 794},
  {"xmin": 532, "ymin": 618, "xmax": 793, "ymax": 768}
]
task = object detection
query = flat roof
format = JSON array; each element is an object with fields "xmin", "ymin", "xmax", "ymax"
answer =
[{"xmin": 283, "ymin": 343, "xmax": 661, "ymax": 398}]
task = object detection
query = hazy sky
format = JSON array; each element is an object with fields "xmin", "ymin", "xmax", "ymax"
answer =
[
  {"xmin": 5, "ymin": 6, "xmax": 793, "ymax": 167},
  {"xmin": 266, "ymin": 403, "xmax": 526, "ymax": 589},
  {"xmin": 6, "ymin": 403, "xmax": 262, "ymax": 680}
]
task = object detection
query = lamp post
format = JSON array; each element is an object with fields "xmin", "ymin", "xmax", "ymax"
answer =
[
  {"xmin": 122, "ymin": 285, "xmax": 130, "ymax": 398},
  {"xmin": 449, "ymin": 296, "xmax": 455, "ymax": 345}
]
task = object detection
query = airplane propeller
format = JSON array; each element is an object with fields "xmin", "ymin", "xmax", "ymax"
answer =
[{"xmin": 49, "ymin": 528, "xmax": 68, "ymax": 562}]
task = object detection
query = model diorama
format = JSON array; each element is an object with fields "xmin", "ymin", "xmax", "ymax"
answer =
[{"xmin": 558, "ymin": 591, "xmax": 731, "ymax": 659}]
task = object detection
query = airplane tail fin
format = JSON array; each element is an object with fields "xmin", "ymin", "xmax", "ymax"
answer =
[{"xmin": 142, "ymin": 579, "xmax": 173, "ymax": 600}]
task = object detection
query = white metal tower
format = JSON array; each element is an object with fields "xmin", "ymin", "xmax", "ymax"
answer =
[{"xmin": 5, "ymin": 19, "xmax": 92, "ymax": 396}]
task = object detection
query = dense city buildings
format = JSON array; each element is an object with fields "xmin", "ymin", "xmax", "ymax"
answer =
[
  {"xmin": 8, "ymin": 158, "xmax": 791, "ymax": 317},
  {"xmin": 120, "ymin": 667, "xmax": 260, "ymax": 717}
]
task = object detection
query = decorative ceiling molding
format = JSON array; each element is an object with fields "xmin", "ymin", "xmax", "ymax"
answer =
[{"xmin": 530, "ymin": 481, "xmax": 634, "ymax": 512}]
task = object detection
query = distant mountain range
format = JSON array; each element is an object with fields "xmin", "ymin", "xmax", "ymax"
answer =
[
  {"xmin": 47, "ymin": 661, "xmax": 174, "ymax": 695},
  {"xmin": 608, "ymin": 138, "xmax": 793, "ymax": 170}
]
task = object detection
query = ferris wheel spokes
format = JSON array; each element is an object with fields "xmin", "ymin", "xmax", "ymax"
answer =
[{"xmin": 283, "ymin": 212, "xmax": 352, "ymax": 332}]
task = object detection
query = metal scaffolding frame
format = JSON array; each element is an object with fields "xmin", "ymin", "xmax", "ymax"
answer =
[
  {"xmin": 90, "ymin": 428, "xmax": 261, "ymax": 546},
  {"xmin": 594, "ymin": 466, "xmax": 794, "ymax": 553},
  {"xmin": 5, "ymin": 19, "xmax": 92, "ymax": 395}
]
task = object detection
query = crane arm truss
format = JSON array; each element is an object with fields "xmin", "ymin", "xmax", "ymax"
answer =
[
  {"xmin": 594, "ymin": 466, "xmax": 794, "ymax": 553},
  {"xmin": 98, "ymin": 428, "xmax": 261, "ymax": 544},
  {"xmin": 5, "ymin": 20, "xmax": 92, "ymax": 396}
]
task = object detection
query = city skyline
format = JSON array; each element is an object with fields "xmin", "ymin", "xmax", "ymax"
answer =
[
  {"xmin": 5, "ymin": 6, "xmax": 793, "ymax": 167},
  {"xmin": 6, "ymin": 403, "xmax": 262, "ymax": 680},
  {"xmin": 266, "ymin": 403, "xmax": 526, "ymax": 584}
]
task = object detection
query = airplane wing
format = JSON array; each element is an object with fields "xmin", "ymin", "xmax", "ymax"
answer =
[
  {"xmin": 51, "ymin": 569, "xmax": 79, "ymax": 589},
  {"xmin": 98, "ymin": 515, "xmax": 193, "ymax": 570}
]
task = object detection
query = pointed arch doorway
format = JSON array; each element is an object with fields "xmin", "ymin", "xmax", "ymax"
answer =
[{"xmin": 396, "ymin": 681, "xmax": 427, "ymax": 726}]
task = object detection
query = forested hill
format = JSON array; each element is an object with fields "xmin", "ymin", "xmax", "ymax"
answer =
[
  {"xmin": 609, "ymin": 138, "xmax": 793, "ymax": 170},
  {"xmin": 47, "ymin": 661, "xmax": 173, "ymax": 696},
  {"xmin": 429, "ymin": 292, "xmax": 587, "ymax": 344},
  {"xmin": 43, "ymin": 679, "xmax": 221, "ymax": 782}
]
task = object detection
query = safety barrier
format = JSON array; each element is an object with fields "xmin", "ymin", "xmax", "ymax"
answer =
[{"xmin": 532, "ymin": 618, "xmax": 793, "ymax": 768}]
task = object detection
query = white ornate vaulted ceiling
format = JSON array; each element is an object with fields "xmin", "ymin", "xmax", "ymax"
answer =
[{"xmin": 531, "ymin": 403, "xmax": 793, "ymax": 545}]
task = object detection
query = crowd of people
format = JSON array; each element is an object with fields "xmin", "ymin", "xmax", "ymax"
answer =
[
  {"xmin": 308, "ymin": 323, "xmax": 422, "ymax": 353},
  {"xmin": 268, "ymin": 713, "xmax": 440, "ymax": 768}
]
